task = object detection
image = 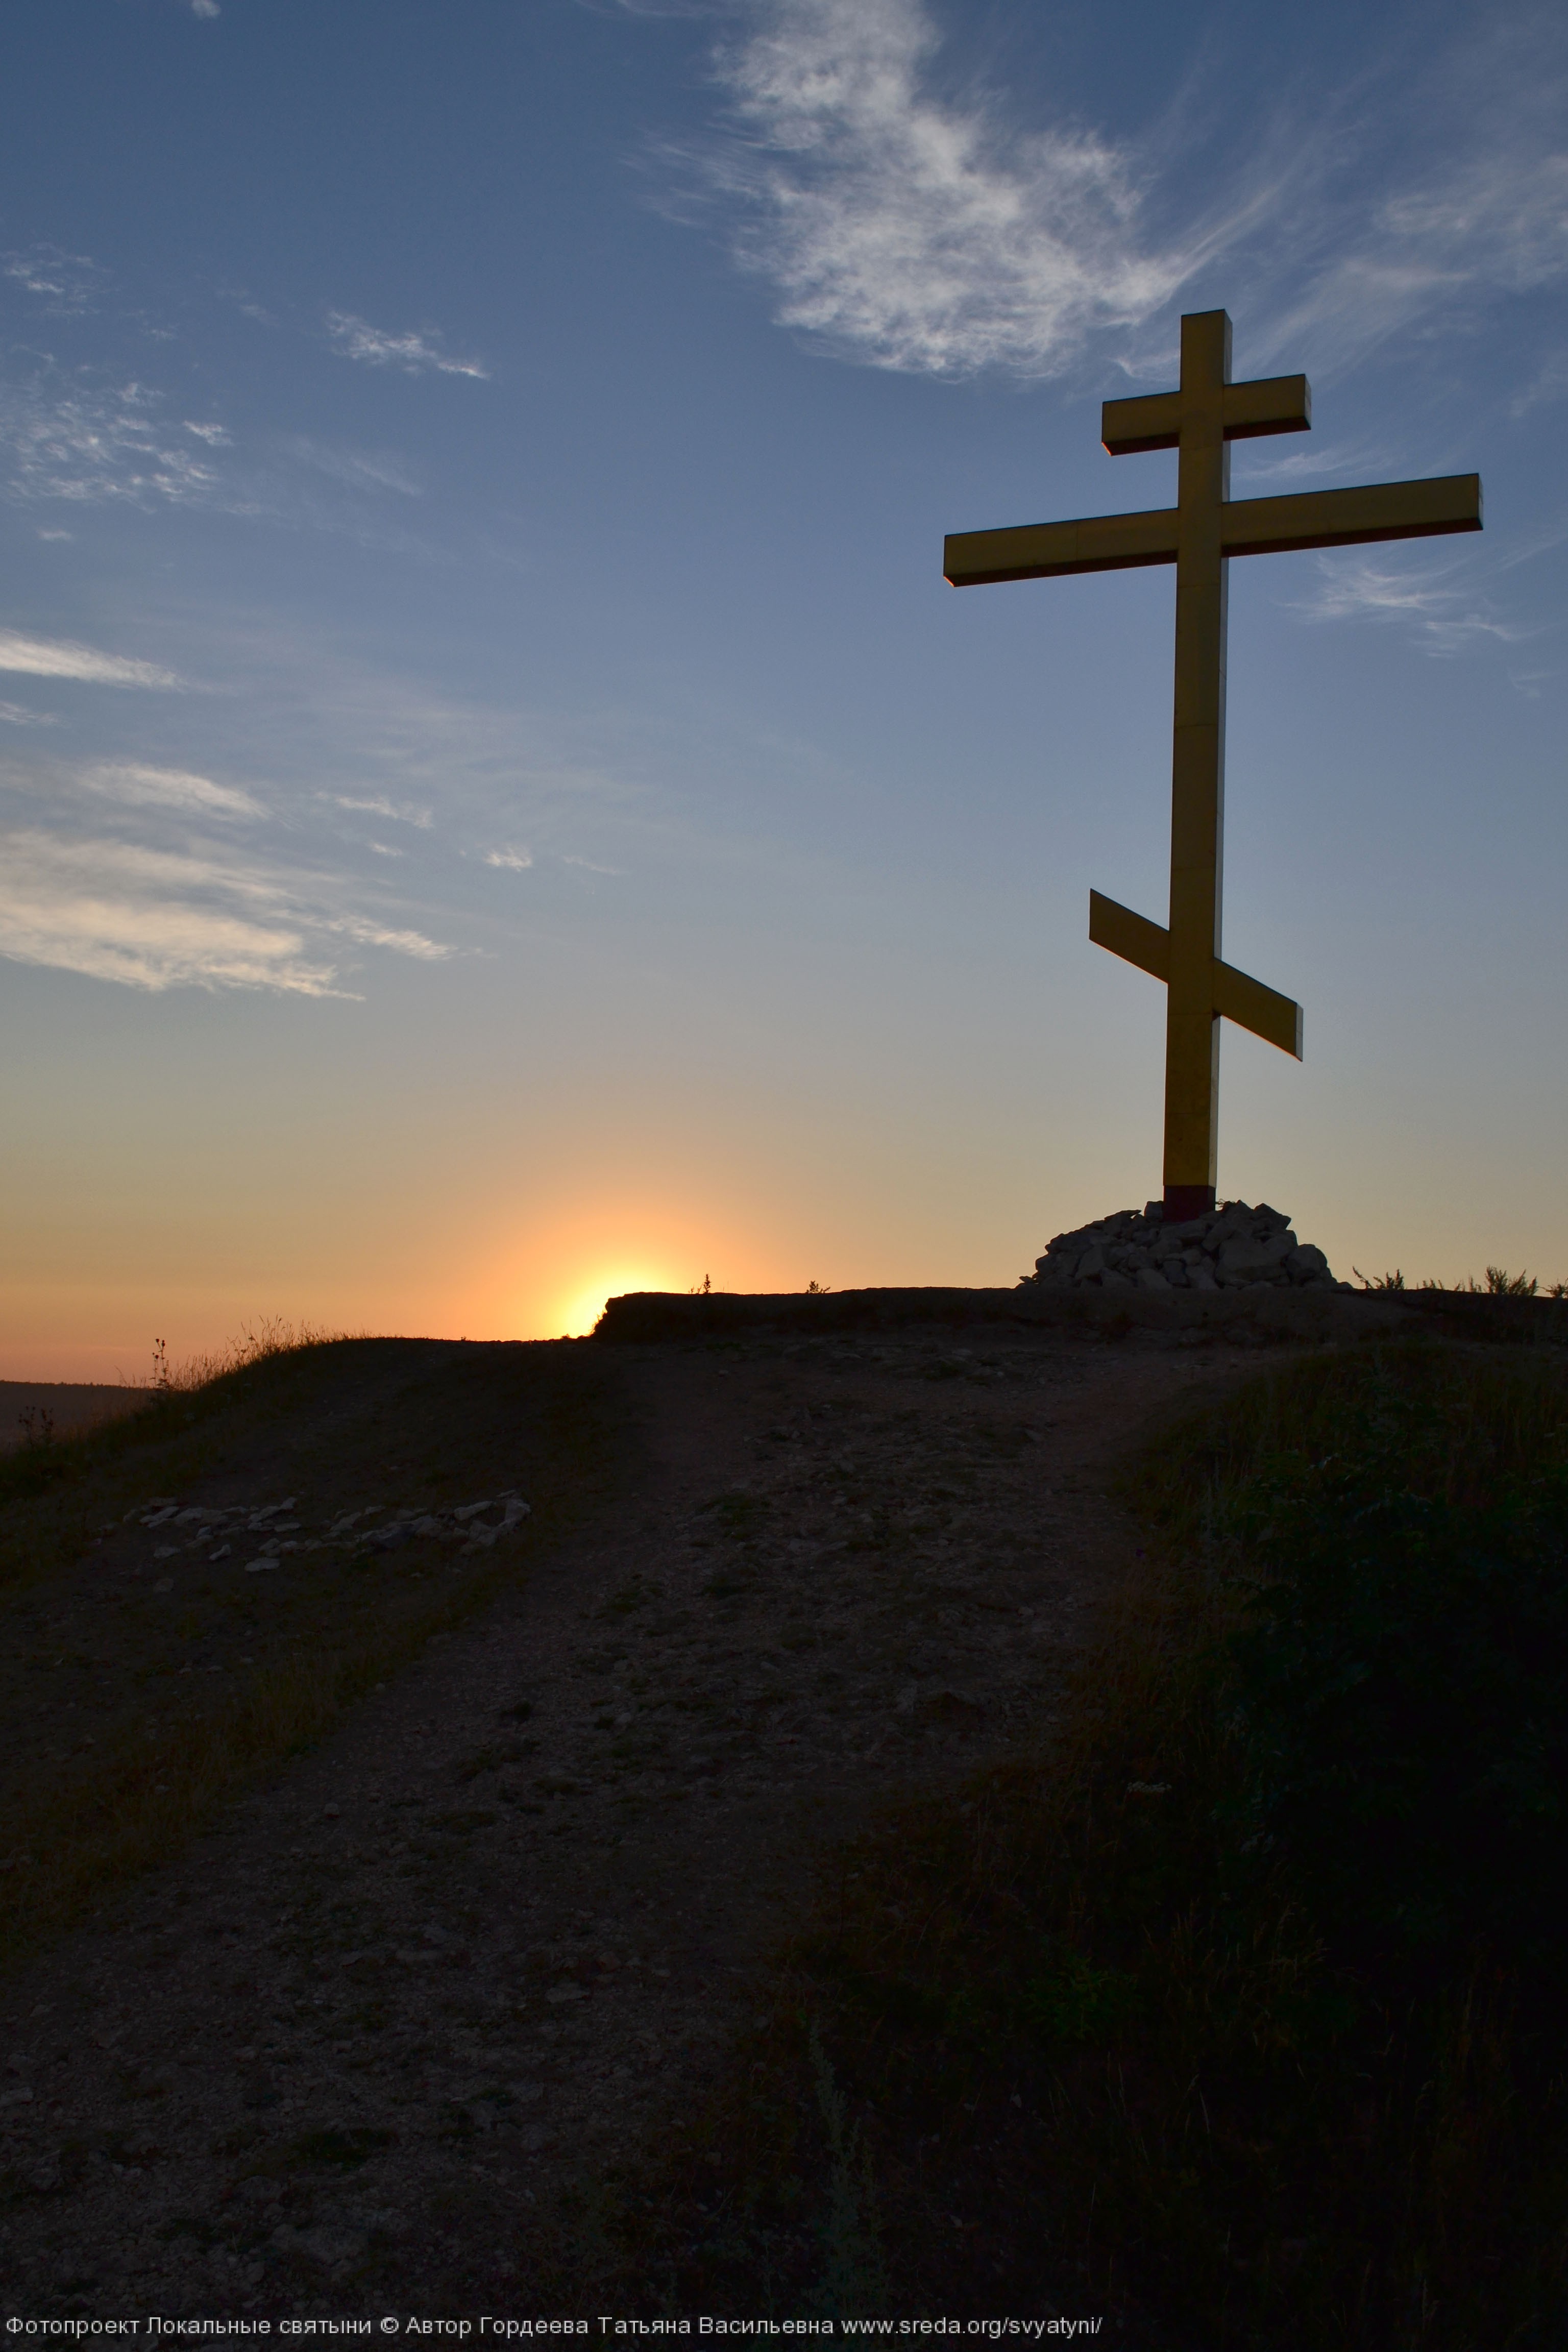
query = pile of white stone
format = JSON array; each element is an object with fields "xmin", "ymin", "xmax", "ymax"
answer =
[
  {"xmin": 130, "ymin": 1491, "xmax": 531, "ymax": 1572},
  {"xmin": 1020, "ymin": 1199, "xmax": 1345, "ymax": 1296}
]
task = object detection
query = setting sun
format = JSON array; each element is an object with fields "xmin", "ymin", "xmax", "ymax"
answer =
[{"xmin": 554, "ymin": 1267, "xmax": 688, "ymax": 1339}]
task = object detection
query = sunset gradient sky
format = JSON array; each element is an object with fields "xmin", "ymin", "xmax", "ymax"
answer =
[{"xmin": 3, "ymin": 0, "xmax": 1566, "ymax": 1377}]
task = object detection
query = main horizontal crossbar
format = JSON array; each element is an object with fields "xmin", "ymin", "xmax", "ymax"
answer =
[
  {"xmin": 944, "ymin": 474, "xmax": 1482, "ymax": 587},
  {"xmin": 1089, "ymin": 890, "xmax": 1303, "ymax": 1058}
]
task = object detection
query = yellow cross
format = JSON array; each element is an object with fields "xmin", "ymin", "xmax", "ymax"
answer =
[{"xmin": 943, "ymin": 308, "xmax": 1482, "ymax": 1221}]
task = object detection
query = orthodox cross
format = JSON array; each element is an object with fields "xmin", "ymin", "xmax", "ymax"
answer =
[{"xmin": 943, "ymin": 308, "xmax": 1481, "ymax": 1221}]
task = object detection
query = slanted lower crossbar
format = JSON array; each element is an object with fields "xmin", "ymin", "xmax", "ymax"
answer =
[{"xmin": 1089, "ymin": 890, "xmax": 1303, "ymax": 1060}]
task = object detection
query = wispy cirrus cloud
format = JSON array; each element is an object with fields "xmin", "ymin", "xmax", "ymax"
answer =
[
  {"xmin": 484, "ymin": 845, "xmax": 534, "ymax": 870},
  {"xmin": 0, "ymin": 699, "xmax": 57, "ymax": 727},
  {"xmin": 0, "ymin": 831, "xmax": 342, "ymax": 996},
  {"xmin": 332, "ymin": 793, "xmax": 434, "ymax": 828},
  {"xmin": 0, "ymin": 362, "xmax": 438, "ymax": 547},
  {"xmin": 1285, "ymin": 553, "xmax": 1531, "ymax": 658},
  {"xmin": 0, "ymin": 369, "xmax": 226, "ymax": 509},
  {"xmin": 2, "ymin": 244, "xmax": 106, "ymax": 315},
  {"xmin": 328, "ymin": 913, "xmax": 450, "ymax": 961},
  {"xmin": 81, "ymin": 763, "xmax": 266, "ymax": 820},
  {"xmin": 0, "ymin": 631, "xmax": 181, "ymax": 688},
  {"xmin": 1258, "ymin": 142, "xmax": 1568, "ymax": 377},
  {"xmin": 190, "ymin": 1, "xmax": 221, "ymax": 18},
  {"xmin": 690, "ymin": 0, "xmax": 1189, "ymax": 379},
  {"xmin": 1231, "ymin": 437, "xmax": 1394, "ymax": 488},
  {"xmin": 282, "ymin": 436, "xmax": 424, "ymax": 497},
  {"xmin": 668, "ymin": 0, "xmax": 1568, "ymax": 389},
  {"xmin": 0, "ymin": 827, "xmax": 454, "ymax": 996},
  {"xmin": 325, "ymin": 311, "xmax": 489, "ymax": 380}
]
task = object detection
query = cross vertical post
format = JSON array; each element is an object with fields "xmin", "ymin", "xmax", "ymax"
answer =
[
  {"xmin": 941, "ymin": 306, "xmax": 1482, "ymax": 1221},
  {"xmin": 1166, "ymin": 308, "xmax": 1230, "ymax": 1221}
]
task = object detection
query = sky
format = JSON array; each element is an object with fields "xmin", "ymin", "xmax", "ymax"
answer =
[{"xmin": 2, "ymin": 0, "xmax": 1565, "ymax": 1378}]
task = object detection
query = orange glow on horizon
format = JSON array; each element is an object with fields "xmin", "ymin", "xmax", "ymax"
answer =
[
  {"xmin": 552, "ymin": 1265, "xmax": 691, "ymax": 1339},
  {"xmin": 491, "ymin": 1197, "xmax": 757, "ymax": 1341}
]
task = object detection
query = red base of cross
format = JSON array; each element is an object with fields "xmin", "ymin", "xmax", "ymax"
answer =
[{"xmin": 1163, "ymin": 1184, "xmax": 1217, "ymax": 1222}]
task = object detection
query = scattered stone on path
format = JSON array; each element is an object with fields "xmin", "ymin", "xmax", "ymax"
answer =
[{"xmin": 1020, "ymin": 1199, "xmax": 1342, "ymax": 1295}]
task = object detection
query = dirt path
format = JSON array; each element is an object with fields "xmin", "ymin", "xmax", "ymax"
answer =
[{"xmin": 0, "ymin": 1320, "xmax": 1270, "ymax": 2317}]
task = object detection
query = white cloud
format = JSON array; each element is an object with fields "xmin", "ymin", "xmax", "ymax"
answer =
[
  {"xmin": 1231, "ymin": 438, "xmax": 1393, "ymax": 488},
  {"xmin": 333, "ymin": 793, "xmax": 434, "ymax": 827},
  {"xmin": 562, "ymin": 853, "xmax": 626, "ymax": 874},
  {"xmin": 327, "ymin": 914, "xmax": 451, "ymax": 960},
  {"xmin": 283, "ymin": 436, "xmax": 424, "ymax": 497},
  {"xmin": 0, "ymin": 366, "xmax": 432, "ymax": 547},
  {"xmin": 697, "ymin": 0, "xmax": 1187, "ymax": 378},
  {"xmin": 0, "ymin": 700, "xmax": 56, "ymax": 727},
  {"xmin": 325, "ymin": 311, "xmax": 489, "ymax": 380},
  {"xmin": 1286, "ymin": 554, "xmax": 1530, "ymax": 658},
  {"xmin": 190, "ymin": 0, "xmax": 220, "ymax": 17},
  {"xmin": 1, "ymin": 245, "xmax": 105, "ymax": 315},
  {"xmin": 0, "ymin": 832, "xmax": 341, "ymax": 996},
  {"xmin": 1259, "ymin": 144, "xmax": 1568, "ymax": 375},
  {"xmin": 484, "ymin": 845, "xmax": 534, "ymax": 870},
  {"xmin": 0, "ymin": 631, "xmax": 181, "ymax": 688},
  {"xmin": 82, "ymin": 763, "xmax": 266, "ymax": 821},
  {"xmin": 0, "ymin": 371, "xmax": 224, "ymax": 509},
  {"xmin": 1509, "ymin": 665, "xmax": 1558, "ymax": 699},
  {"xmin": 672, "ymin": 1, "xmax": 1568, "ymax": 387},
  {"xmin": 0, "ymin": 824, "xmax": 455, "ymax": 996}
]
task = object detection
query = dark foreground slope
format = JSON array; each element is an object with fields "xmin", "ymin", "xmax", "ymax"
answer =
[
  {"xmin": 0, "ymin": 1312, "xmax": 1231, "ymax": 2324},
  {"xmin": 1, "ymin": 1310, "xmax": 1565, "ymax": 2343}
]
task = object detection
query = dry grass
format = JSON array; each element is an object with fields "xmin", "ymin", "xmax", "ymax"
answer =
[
  {"xmin": 141, "ymin": 1316, "xmax": 356, "ymax": 1395},
  {"xmin": 1357, "ymin": 1265, "xmax": 1568, "ymax": 1297}
]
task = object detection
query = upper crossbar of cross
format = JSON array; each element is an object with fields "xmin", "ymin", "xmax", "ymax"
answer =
[{"xmin": 942, "ymin": 308, "xmax": 1481, "ymax": 1222}]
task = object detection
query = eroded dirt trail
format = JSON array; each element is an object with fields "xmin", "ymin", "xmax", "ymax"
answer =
[{"xmin": 0, "ymin": 1324, "xmax": 1263, "ymax": 2314}]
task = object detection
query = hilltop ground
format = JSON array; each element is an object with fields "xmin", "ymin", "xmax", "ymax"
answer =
[{"xmin": 0, "ymin": 1293, "xmax": 1476, "ymax": 2322}]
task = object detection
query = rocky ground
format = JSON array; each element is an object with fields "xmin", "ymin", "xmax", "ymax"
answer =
[{"xmin": 0, "ymin": 1315, "xmax": 1310, "ymax": 2320}]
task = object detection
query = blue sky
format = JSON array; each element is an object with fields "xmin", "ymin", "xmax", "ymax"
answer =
[{"xmin": 2, "ymin": 0, "xmax": 1565, "ymax": 1373}]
